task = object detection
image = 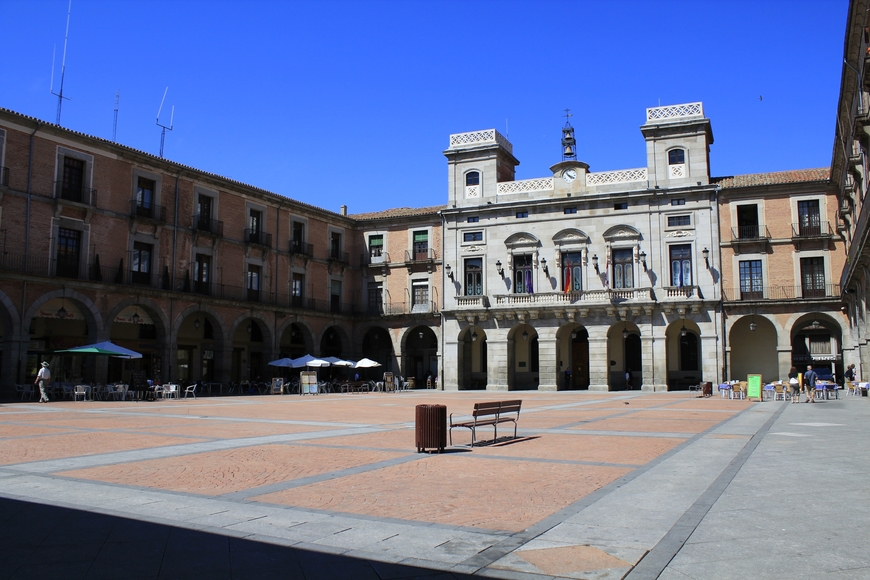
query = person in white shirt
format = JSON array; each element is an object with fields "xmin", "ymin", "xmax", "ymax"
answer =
[{"xmin": 34, "ymin": 361, "xmax": 51, "ymax": 403}]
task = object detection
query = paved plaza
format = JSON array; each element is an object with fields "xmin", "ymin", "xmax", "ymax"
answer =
[{"xmin": 0, "ymin": 389, "xmax": 868, "ymax": 579}]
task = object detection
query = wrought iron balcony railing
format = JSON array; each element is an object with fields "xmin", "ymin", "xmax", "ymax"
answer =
[
  {"xmin": 404, "ymin": 248, "xmax": 437, "ymax": 263},
  {"xmin": 730, "ymin": 225, "xmax": 771, "ymax": 241},
  {"xmin": 791, "ymin": 221, "xmax": 834, "ymax": 238},
  {"xmin": 289, "ymin": 239, "xmax": 314, "ymax": 257},
  {"xmin": 361, "ymin": 251, "xmax": 390, "ymax": 266},
  {"xmin": 327, "ymin": 248, "xmax": 349, "ymax": 264},
  {"xmin": 191, "ymin": 213, "xmax": 224, "ymax": 236},
  {"xmin": 55, "ymin": 181, "xmax": 97, "ymax": 205},
  {"xmin": 245, "ymin": 229, "xmax": 272, "ymax": 248},
  {"xmin": 723, "ymin": 284, "xmax": 839, "ymax": 301},
  {"xmin": 130, "ymin": 200, "xmax": 167, "ymax": 222}
]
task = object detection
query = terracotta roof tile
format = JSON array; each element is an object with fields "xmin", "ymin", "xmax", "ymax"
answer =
[
  {"xmin": 712, "ymin": 168, "xmax": 829, "ymax": 189},
  {"xmin": 348, "ymin": 205, "xmax": 446, "ymax": 221}
]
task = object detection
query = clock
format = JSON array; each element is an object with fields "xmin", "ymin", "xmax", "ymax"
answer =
[{"xmin": 563, "ymin": 168, "xmax": 577, "ymax": 183}]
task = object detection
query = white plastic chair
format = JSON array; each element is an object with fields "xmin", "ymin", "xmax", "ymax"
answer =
[
  {"xmin": 16, "ymin": 384, "xmax": 34, "ymax": 401},
  {"xmin": 73, "ymin": 385, "xmax": 88, "ymax": 401},
  {"xmin": 165, "ymin": 384, "xmax": 179, "ymax": 399},
  {"xmin": 183, "ymin": 384, "xmax": 196, "ymax": 399}
]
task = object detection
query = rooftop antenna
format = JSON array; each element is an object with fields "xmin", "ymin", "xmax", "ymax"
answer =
[
  {"xmin": 112, "ymin": 90, "xmax": 120, "ymax": 142},
  {"xmin": 156, "ymin": 87, "xmax": 174, "ymax": 158},
  {"xmin": 50, "ymin": 0, "xmax": 73, "ymax": 125}
]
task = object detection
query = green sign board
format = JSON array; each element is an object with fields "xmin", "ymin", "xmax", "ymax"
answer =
[{"xmin": 747, "ymin": 374, "xmax": 763, "ymax": 400}]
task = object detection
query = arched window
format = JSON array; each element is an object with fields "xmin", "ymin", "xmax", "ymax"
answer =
[
  {"xmin": 668, "ymin": 149, "xmax": 686, "ymax": 178},
  {"xmin": 465, "ymin": 171, "xmax": 480, "ymax": 186}
]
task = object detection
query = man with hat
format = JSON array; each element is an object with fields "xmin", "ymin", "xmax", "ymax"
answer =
[{"xmin": 34, "ymin": 361, "xmax": 51, "ymax": 403}]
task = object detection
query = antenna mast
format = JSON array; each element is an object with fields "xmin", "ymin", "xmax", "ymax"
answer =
[
  {"xmin": 50, "ymin": 0, "xmax": 73, "ymax": 125},
  {"xmin": 156, "ymin": 87, "xmax": 175, "ymax": 158},
  {"xmin": 113, "ymin": 90, "xmax": 120, "ymax": 142}
]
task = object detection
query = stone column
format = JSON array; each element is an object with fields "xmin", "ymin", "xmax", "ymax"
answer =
[
  {"xmin": 643, "ymin": 331, "xmax": 667, "ymax": 391},
  {"xmin": 486, "ymin": 334, "xmax": 510, "ymax": 391},
  {"xmin": 777, "ymin": 346, "xmax": 792, "ymax": 382},
  {"xmin": 537, "ymin": 326, "xmax": 558, "ymax": 391},
  {"xmin": 702, "ymin": 335, "xmax": 721, "ymax": 385},
  {"xmin": 588, "ymin": 335, "xmax": 609, "ymax": 391}
]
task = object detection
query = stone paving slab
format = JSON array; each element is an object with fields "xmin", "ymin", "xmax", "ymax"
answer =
[{"xmin": 1, "ymin": 391, "xmax": 868, "ymax": 579}]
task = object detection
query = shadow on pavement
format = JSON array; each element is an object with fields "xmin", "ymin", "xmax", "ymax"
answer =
[{"xmin": 0, "ymin": 496, "xmax": 490, "ymax": 580}]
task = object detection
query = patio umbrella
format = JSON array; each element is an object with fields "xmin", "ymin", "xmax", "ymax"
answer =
[
  {"xmin": 288, "ymin": 354, "xmax": 330, "ymax": 368},
  {"xmin": 323, "ymin": 357, "xmax": 354, "ymax": 367},
  {"xmin": 267, "ymin": 357, "xmax": 295, "ymax": 367},
  {"xmin": 55, "ymin": 341, "xmax": 142, "ymax": 359},
  {"xmin": 354, "ymin": 358, "xmax": 382, "ymax": 368}
]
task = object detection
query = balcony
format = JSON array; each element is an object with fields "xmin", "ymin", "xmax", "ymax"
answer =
[
  {"xmin": 289, "ymin": 239, "xmax": 314, "ymax": 258},
  {"xmin": 0, "ymin": 252, "xmax": 50, "ymax": 276},
  {"xmin": 192, "ymin": 213, "xmax": 224, "ymax": 237},
  {"xmin": 130, "ymin": 200, "xmax": 167, "ymax": 223},
  {"xmin": 662, "ymin": 285, "xmax": 703, "ymax": 299},
  {"xmin": 493, "ymin": 288, "xmax": 654, "ymax": 306},
  {"xmin": 791, "ymin": 221, "xmax": 835, "ymax": 248},
  {"xmin": 245, "ymin": 229, "xmax": 272, "ymax": 249},
  {"xmin": 455, "ymin": 295, "xmax": 489, "ymax": 308},
  {"xmin": 404, "ymin": 248, "xmax": 436, "ymax": 263},
  {"xmin": 361, "ymin": 250, "xmax": 390, "ymax": 266},
  {"xmin": 55, "ymin": 181, "xmax": 97, "ymax": 205},
  {"xmin": 327, "ymin": 248, "xmax": 349, "ymax": 265},
  {"xmin": 723, "ymin": 284, "xmax": 840, "ymax": 301},
  {"xmin": 731, "ymin": 225, "xmax": 771, "ymax": 241}
]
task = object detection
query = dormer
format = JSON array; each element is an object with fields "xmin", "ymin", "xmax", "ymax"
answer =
[
  {"xmin": 444, "ymin": 129, "xmax": 520, "ymax": 208},
  {"xmin": 640, "ymin": 102, "xmax": 713, "ymax": 188}
]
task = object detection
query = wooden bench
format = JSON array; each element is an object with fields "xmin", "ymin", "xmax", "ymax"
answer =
[{"xmin": 449, "ymin": 399, "xmax": 522, "ymax": 447}]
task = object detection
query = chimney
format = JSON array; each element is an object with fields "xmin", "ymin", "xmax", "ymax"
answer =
[{"xmin": 340, "ymin": 205, "xmax": 347, "ymax": 216}]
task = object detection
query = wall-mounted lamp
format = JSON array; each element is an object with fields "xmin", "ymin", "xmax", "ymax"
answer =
[
  {"xmin": 247, "ymin": 323, "xmax": 252, "ymax": 334},
  {"xmin": 702, "ymin": 247, "xmax": 710, "ymax": 269},
  {"xmin": 750, "ymin": 314, "xmax": 757, "ymax": 332},
  {"xmin": 812, "ymin": 320, "xmax": 820, "ymax": 330},
  {"xmin": 522, "ymin": 330, "xmax": 529, "ymax": 341},
  {"xmin": 194, "ymin": 318, "xmax": 201, "ymax": 330},
  {"xmin": 541, "ymin": 258, "xmax": 549, "ymax": 276},
  {"xmin": 419, "ymin": 331, "xmax": 424, "ymax": 339},
  {"xmin": 680, "ymin": 324, "xmax": 687, "ymax": 337},
  {"xmin": 571, "ymin": 330, "xmax": 577, "ymax": 339},
  {"xmin": 445, "ymin": 263, "xmax": 453, "ymax": 279},
  {"xmin": 57, "ymin": 297, "xmax": 68, "ymax": 319},
  {"xmin": 131, "ymin": 311, "xmax": 140, "ymax": 325},
  {"xmin": 496, "ymin": 260, "xmax": 504, "ymax": 277},
  {"xmin": 592, "ymin": 254, "xmax": 600, "ymax": 274},
  {"xmin": 622, "ymin": 328, "xmax": 629, "ymax": 340},
  {"xmin": 472, "ymin": 331, "xmax": 478, "ymax": 342},
  {"xmin": 639, "ymin": 250, "xmax": 647, "ymax": 272}
]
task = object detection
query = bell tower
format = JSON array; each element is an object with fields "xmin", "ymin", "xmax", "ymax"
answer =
[{"xmin": 561, "ymin": 109, "xmax": 577, "ymax": 161}]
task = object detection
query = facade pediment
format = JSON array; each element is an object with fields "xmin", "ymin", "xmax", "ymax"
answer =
[
  {"xmin": 553, "ymin": 229, "xmax": 590, "ymax": 246},
  {"xmin": 503, "ymin": 232, "xmax": 541, "ymax": 249},
  {"xmin": 602, "ymin": 225, "xmax": 642, "ymax": 243}
]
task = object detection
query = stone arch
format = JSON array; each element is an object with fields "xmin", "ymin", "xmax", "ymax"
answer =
[
  {"xmin": 105, "ymin": 296, "xmax": 170, "ymax": 343},
  {"xmin": 172, "ymin": 303, "xmax": 228, "ymax": 342},
  {"xmin": 24, "ymin": 288, "xmax": 103, "ymax": 338}
]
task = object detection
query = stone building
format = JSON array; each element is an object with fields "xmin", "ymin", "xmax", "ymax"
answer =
[
  {"xmin": 0, "ymin": 108, "xmax": 443, "ymax": 392},
  {"xmin": 715, "ymin": 170, "xmax": 848, "ymax": 382},
  {"xmin": 440, "ymin": 103, "xmax": 722, "ymax": 391},
  {"xmin": 831, "ymin": 0, "xmax": 870, "ymax": 380}
]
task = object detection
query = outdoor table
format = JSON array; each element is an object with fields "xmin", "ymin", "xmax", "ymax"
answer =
[
  {"xmin": 718, "ymin": 384, "xmax": 732, "ymax": 398},
  {"xmin": 763, "ymin": 384, "xmax": 776, "ymax": 401}
]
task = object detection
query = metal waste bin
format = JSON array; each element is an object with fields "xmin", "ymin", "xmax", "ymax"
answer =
[{"xmin": 415, "ymin": 404, "xmax": 446, "ymax": 453}]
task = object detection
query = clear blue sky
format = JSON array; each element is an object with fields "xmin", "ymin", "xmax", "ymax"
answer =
[{"xmin": 1, "ymin": 0, "xmax": 848, "ymax": 215}]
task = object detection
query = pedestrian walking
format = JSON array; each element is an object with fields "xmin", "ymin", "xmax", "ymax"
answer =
[
  {"xmin": 34, "ymin": 361, "xmax": 51, "ymax": 403},
  {"xmin": 788, "ymin": 366, "xmax": 800, "ymax": 403},
  {"xmin": 803, "ymin": 365, "xmax": 818, "ymax": 403}
]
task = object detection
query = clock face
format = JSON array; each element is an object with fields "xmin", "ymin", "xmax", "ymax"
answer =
[{"xmin": 563, "ymin": 169, "xmax": 577, "ymax": 183}]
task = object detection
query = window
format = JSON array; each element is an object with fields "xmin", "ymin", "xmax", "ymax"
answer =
[
  {"xmin": 369, "ymin": 235, "xmax": 383, "ymax": 262},
  {"xmin": 669, "ymin": 244, "xmax": 692, "ymax": 287},
  {"xmin": 330, "ymin": 231, "xmax": 342, "ymax": 260},
  {"xmin": 131, "ymin": 242, "xmax": 152, "ymax": 285},
  {"xmin": 614, "ymin": 202, "xmax": 628, "ymax": 210},
  {"xmin": 136, "ymin": 177, "xmax": 154, "ymax": 217},
  {"xmin": 291, "ymin": 221, "xmax": 306, "ymax": 253},
  {"xmin": 612, "ymin": 248, "xmax": 634, "ymax": 289},
  {"xmin": 738, "ymin": 260, "xmax": 763, "ymax": 300},
  {"xmin": 196, "ymin": 195, "xmax": 213, "ymax": 231},
  {"xmin": 291, "ymin": 273, "xmax": 305, "ymax": 307},
  {"xmin": 668, "ymin": 149, "xmax": 686, "ymax": 178},
  {"xmin": 667, "ymin": 215, "xmax": 691, "ymax": 227},
  {"xmin": 367, "ymin": 282, "xmax": 383, "ymax": 314},
  {"xmin": 247, "ymin": 264, "xmax": 261, "ymax": 302},
  {"xmin": 464, "ymin": 258, "xmax": 482, "ymax": 296},
  {"xmin": 564, "ymin": 207, "xmax": 577, "ymax": 214},
  {"xmin": 330, "ymin": 280, "xmax": 341, "ymax": 313},
  {"xmin": 516, "ymin": 211, "xmax": 528, "ymax": 219},
  {"xmin": 800, "ymin": 257, "xmax": 826, "ymax": 298},
  {"xmin": 809, "ymin": 335, "xmax": 831, "ymax": 355},
  {"xmin": 465, "ymin": 172, "xmax": 480, "ymax": 186},
  {"xmin": 56, "ymin": 228, "xmax": 81, "ymax": 279},
  {"xmin": 671, "ymin": 198, "xmax": 686, "ymax": 206},
  {"xmin": 413, "ymin": 231, "xmax": 428, "ymax": 260},
  {"xmin": 412, "ymin": 280, "xmax": 429, "ymax": 312},
  {"xmin": 513, "ymin": 254, "xmax": 534, "ymax": 294},
  {"xmin": 467, "ymin": 216, "xmax": 479, "ymax": 223},
  {"xmin": 194, "ymin": 254, "xmax": 211, "ymax": 295},
  {"xmin": 463, "ymin": 231, "xmax": 483, "ymax": 242},
  {"xmin": 798, "ymin": 200, "xmax": 821, "ymax": 236},
  {"xmin": 248, "ymin": 209, "xmax": 262, "ymax": 244},
  {"xmin": 561, "ymin": 252, "xmax": 583, "ymax": 292},
  {"xmin": 736, "ymin": 205, "xmax": 760, "ymax": 239},
  {"xmin": 61, "ymin": 157, "xmax": 85, "ymax": 202}
]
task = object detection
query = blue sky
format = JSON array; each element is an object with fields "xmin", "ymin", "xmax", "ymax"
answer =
[{"xmin": 1, "ymin": 0, "xmax": 848, "ymax": 215}]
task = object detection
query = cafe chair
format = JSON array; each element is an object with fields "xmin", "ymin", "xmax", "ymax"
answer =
[
  {"xmin": 73, "ymin": 385, "xmax": 88, "ymax": 401},
  {"xmin": 16, "ymin": 384, "xmax": 34, "ymax": 401},
  {"xmin": 774, "ymin": 383, "xmax": 786, "ymax": 401},
  {"xmin": 183, "ymin": 384, "xmax": 197, "ymax": 399}
]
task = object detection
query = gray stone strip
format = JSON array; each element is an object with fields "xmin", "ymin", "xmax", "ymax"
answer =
[
  {"xmin": 623, "ymin": 401, "xmax": 787, "ymax": 579},
  {"xmin": 458, "ymin": 401, "xmax": 762, "ymax": 573},
  {"xmin": 220, "ymin": 453, "xmax": 425, "ymax": 500}
]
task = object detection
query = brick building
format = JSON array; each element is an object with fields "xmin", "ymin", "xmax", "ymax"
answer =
[{"xmin": 0, "ymin": 108, "xmax": 443, "ymax": 392}]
